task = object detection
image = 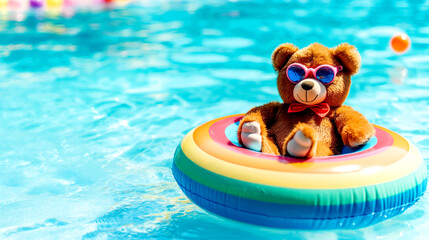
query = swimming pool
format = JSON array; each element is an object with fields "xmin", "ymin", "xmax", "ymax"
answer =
[{"xmin": 0, "ymin": 0, "xmax": 428, "ymax": 239}]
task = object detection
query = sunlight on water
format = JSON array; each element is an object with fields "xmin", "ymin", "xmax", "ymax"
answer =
[{"xmin": 0, "ymin": 0, "xmax": 428, "ymax": 239}]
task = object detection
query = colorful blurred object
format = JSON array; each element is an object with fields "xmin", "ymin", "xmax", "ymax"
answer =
[
  {"xmin": 46, "ymin": 0, "xmax": 63, "ymax": 8},
  {"xmin": 8, "ymin": 0, "xmax": 28, "ymax": 9},
  {"xmin": 0, "ymin": 0, "xmax": 7, "ymax": 7},
  {"xmin": 0, "ymin": 0, "xmax": 131, "ymax": 17},
  {"xmin": 30, "ymin": 0, "xmax": 43, "ymax": 8},
  {"xmin": 390, "ymin": 33, "xmax": 411, "ymax": 54}
]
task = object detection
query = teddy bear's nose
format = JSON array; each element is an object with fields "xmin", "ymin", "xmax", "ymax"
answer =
[{"xmin": 301, "ymin": 81, "xmax": 314, "ymax": 90}]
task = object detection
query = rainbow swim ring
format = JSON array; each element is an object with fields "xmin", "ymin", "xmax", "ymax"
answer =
[{"xmin": 172, "ymin": 114, "xmax": 427, "ymax": 229}]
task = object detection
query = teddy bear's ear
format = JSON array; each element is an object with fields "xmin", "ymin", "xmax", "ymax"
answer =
[
  {"xmin": 271, "ymin": 43, "xmax": 299, "ymax": 71},
  {"xmin": 332, "ymin": 43, "xmax": 361, "ymax": 75}
]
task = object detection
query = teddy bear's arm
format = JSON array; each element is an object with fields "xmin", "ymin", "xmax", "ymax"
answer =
[
  {"xmin": 238, "ymin": 101, "xmax": 281, "ymax": 154},
  {"xmin": 334, "ymin": 105, "xmax": 375, "ymax": 148}
]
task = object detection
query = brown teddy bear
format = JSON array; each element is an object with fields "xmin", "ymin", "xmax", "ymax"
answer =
[{"xmin": 237, "ymin": 42, "xmax": 375, "ymax": 158}]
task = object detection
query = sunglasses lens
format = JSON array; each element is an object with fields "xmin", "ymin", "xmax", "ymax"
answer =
[
  {"xmin": 316, "ymin": 66, "xmax": 335, "ymax": 84},
  {"xmin": 287, "ymin": 65, "xmax": 306, "ymax": 83}
]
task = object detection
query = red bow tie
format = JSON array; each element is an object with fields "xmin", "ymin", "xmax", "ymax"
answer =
[{"xmin": 288, "ymin": 102, "xmax": 330, "ymax": 118}]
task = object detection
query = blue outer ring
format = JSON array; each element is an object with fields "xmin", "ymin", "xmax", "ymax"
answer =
[{"xmin": 173, "ymin": 162, "xmax": 427, "ymax": 229}]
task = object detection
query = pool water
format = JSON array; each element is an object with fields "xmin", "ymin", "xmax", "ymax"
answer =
[{"xmin": 0, "ymin": 0, "xmax": 428, "ymax": 239}]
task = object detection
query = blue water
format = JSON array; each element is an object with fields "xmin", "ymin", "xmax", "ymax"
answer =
[{"xmin": 0, "ymin": 0, "xmax": 428, "ymax": 239}]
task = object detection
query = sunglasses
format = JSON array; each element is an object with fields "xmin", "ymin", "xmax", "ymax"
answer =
[{"xmin": 286, "ymin": 63, "xmax": 343, "ymax": 85}]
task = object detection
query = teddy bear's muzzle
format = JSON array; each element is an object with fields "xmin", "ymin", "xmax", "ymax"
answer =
[{"xmin": 293, "ymin": 78, "xmax": 327, "ymax": 105}]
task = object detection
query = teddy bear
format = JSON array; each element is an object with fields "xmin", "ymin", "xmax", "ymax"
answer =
[{"xmin": 237, "ymin": 42, "xmax": 375, "ymax": 158}]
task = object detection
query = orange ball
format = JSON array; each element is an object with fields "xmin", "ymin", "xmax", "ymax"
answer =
[{"xmin": 390, "ymin": 33, "xmax": 411, "ymax": 54}]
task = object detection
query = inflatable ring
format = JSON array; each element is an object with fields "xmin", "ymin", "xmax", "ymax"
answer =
[{"xmin": 172, "ymin": 114, "xmax": 427, "ymax": 229}]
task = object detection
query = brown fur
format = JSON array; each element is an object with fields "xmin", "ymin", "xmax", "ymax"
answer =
[{"xmin": 238, "ymin": 43, "xmax": 375, "ymax": 158}]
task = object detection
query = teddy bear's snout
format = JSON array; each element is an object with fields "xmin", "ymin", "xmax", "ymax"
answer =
[
  {"xmin": 301, "ymin": 81, "xmax": 314, "ymax": 90},
  {"xmin": 293, "ymin": 79, "xmax": 327, "ymax": 105}
]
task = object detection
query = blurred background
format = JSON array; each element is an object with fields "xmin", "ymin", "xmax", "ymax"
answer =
[{"xmin": 0, "ymin": 0, "xmax": 428, "ymax": 239}]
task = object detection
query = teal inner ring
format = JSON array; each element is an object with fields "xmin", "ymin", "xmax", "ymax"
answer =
[{"xmin": 225, "ymin": 121, "xmax": 378, "ymax": 155}]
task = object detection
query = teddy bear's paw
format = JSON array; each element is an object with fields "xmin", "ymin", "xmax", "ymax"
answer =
[
  {"xmin": 286, "ymin": 130, "xmax": 313, "ymax": 158},
  {"xmin": 342, "ymin": 125, "xmax": 374, "ymax": 148},
  {"xmin": 241, "ymin": 121, "xmax": 262, "ymax": 152}
]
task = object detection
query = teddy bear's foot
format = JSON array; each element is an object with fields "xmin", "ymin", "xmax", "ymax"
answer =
[
  {"xmin": 341, "ymin": 125, "xmax": 375, "ymax": 148},
  {"xmin": 286, "ymin": 130, "xmax": 314, "ymax": 158},
  {"xmin": 240, "ymin": 121, "xmax": 262, "ymax": 152}
]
